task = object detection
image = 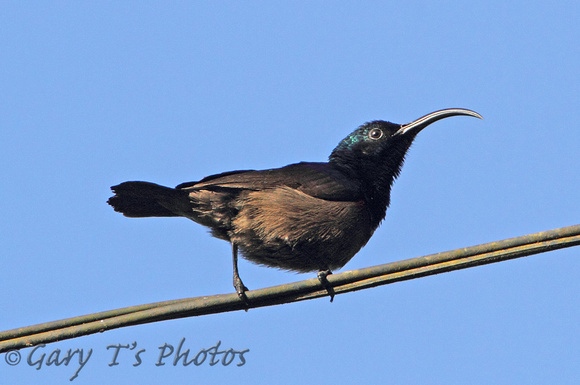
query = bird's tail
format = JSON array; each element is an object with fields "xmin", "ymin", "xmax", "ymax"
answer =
[{"xmin": 108, "ymin": 181, "xmax": 190, "ymax": 218}]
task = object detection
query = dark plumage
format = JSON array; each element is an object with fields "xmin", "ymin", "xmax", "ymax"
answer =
[{"xmin": 108, "ymin": 108, "xmax": 482, "ymax": 302}]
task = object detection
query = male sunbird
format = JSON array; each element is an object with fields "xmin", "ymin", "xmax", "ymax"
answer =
[{"xmin": 108, "ymin": 108, "xmax": 482, "ymax": 302}]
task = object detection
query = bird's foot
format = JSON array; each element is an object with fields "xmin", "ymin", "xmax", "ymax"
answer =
[
  {"xmin": 317, "ymin": 269, "xmax": 335, "ymax": 302},
  {"xmin": 234, "ymin": 276, "xmax": 250, "ymax": 310}
]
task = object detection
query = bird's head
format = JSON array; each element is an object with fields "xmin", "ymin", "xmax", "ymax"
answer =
[{"xmin": 329, "ymin": 108, "xmax": 482, "ymax": 209}]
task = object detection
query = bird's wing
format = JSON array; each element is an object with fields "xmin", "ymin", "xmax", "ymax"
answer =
[{"xmin": 176, "ymin": 162, "xmax": 362, "ymax": 202}]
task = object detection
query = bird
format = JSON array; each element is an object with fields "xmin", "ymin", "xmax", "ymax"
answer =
[{"xmin": 108, "ymin": 108, "xmax": 482, "ymax": 302}]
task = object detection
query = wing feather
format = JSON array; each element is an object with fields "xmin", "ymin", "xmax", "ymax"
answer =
[{"xmin": 176, "ymin": 162, "xmax": 361, "ymax": 202}]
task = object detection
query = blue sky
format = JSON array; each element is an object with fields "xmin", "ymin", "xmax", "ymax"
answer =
[{"xmin": 1, "ymin": 2, "xmax": 579, "ymax": 384}]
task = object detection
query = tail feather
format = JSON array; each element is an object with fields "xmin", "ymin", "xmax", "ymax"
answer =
[{"xmin": 108, "ymin": 181, "xmax": 190, "ymax": 218}]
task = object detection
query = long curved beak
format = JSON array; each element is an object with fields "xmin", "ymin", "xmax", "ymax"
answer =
[{"xmin": 395, "ymin": 108, "xmax": 483, "ymax": 136}]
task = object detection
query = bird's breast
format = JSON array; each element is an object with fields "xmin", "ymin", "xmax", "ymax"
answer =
[{"xmin": 230, "ymin": 187, "xmax": 374, "ymax": 272}]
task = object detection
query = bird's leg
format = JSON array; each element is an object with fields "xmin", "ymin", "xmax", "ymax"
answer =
[
  {"xmin": 232, "ymin": 243, "xmax": 249, "ymax": 306},
  {"xmin": 317, "ymin": 269, "xmax": 335, "ymax": 302}
]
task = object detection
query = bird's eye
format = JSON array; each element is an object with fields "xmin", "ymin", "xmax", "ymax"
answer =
[{"xmin": 368, "ymin": 128, "xmax": 383, "ymax": 140}]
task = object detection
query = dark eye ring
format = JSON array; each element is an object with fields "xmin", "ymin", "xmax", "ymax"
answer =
[{"xmin": 369, "ymin": 128, "xmax": 383, "ymax": 140}]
